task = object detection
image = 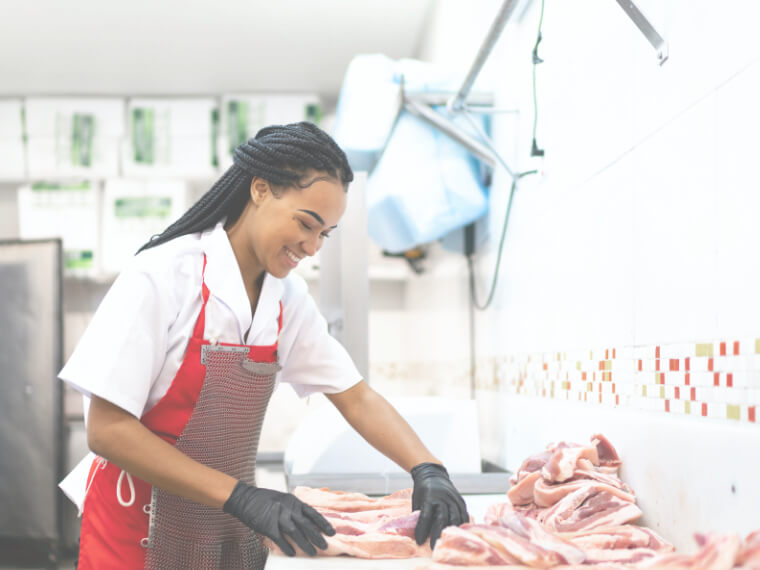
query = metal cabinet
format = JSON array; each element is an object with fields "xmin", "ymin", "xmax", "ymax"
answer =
[{"xmin": 0, "ymin": 239, "xmax": 64, "ymax": 565}]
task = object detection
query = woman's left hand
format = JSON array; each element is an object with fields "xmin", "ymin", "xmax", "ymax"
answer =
[{"xmin": 411, "ymin": 462, "xmax": 469, "ymax": 548}]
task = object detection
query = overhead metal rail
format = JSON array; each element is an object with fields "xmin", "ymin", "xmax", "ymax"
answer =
[{"xmin": 398, "ymin": 0, "xmax": 668, "ymax": 172}]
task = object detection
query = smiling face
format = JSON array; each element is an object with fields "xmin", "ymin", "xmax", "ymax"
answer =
[{"xmin": 227, "ymin": 172, "xmax": 347, "ymax": 280}]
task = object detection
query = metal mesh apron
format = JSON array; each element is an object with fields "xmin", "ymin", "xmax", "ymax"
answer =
[{"xmin": 144, "ymin": 344, "xmax": 280, "ymax": 570}]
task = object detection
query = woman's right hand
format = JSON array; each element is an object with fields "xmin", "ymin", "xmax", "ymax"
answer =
[{"xmin": 223, "ymin": 481, "xmax": 335, "ymax": 556}]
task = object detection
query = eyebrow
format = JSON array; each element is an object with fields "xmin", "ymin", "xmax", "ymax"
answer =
[{"xmin": 299, "ymin": 209, "xmax": 337, "ymax": 229}]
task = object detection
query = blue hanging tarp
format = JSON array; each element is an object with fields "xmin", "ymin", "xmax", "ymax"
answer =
[{"xmin": 332, "ymin": 54, "xmax": 490, "ymax": 253}]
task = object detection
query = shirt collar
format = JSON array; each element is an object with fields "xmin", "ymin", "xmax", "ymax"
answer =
[{"xmin": 200, "ymin": 222, "xmax": 283, "ymax": 342}]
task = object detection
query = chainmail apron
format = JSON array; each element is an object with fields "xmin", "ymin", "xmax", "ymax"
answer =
[{"xmin": 144, "ymin": 344, "xmax": 280, "ymax": 570}]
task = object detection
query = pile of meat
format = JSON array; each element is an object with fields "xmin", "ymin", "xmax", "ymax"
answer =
[
  {"xmin": 428, "ymin": 434, "xmax": 760, "ymax": 569},
  {"xmin": 273, "ymin": 435, "xmax": 760, "ymax": 568},
  {"xmin": 266, "ymin": 486, "xmax": 432, "ymax": 559}
]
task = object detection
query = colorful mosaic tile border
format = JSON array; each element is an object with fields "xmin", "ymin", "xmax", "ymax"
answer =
[{"xmin": 484, "ymin": 338, "xmax": 760, "ymax": 424}]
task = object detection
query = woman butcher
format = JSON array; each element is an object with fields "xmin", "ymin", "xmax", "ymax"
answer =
[{"xmin": 59, "ymin": 121, "xmax": 469, "ymax": 569}]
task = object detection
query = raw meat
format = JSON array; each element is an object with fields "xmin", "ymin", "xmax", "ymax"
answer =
[
  {"xmin": 737, "ymin": 529, "xmax": 760, "ymax": 567},
  {"xmin": 268, "ymin": 487, "xmax": 429, "ymax": 559},
  {"xmin": 637, "ymin": 532, "xmax": 741, "ymax": 569},
  {"xmin": 538, "ymin": 484, "xmax": 641, "ymax": 532},
  {"xmin": 433, "ymin": 526, "xmax": 521, "ymax": 566}
]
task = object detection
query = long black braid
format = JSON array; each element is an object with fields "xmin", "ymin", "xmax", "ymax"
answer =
[{"xmin": 137, "ymin": 121, "xmax": 353, "ymax": 252}]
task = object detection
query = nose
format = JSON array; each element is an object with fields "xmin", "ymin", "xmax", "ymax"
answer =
[{"xmin": 301, "ymin": 233, "xmax": 321, "ymax": 257}]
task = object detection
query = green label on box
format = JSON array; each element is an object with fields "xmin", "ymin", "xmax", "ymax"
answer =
[
  {"xmin": 114, "ymin": 196, "xmax": 172, "ymax": 219},
  {"xmin": 132, "ymin": 108, "xmax": 155, "ymax": 164},
  {"xmin": 227, "ymin": 100, "xmax": 249, "ymax": 154},
  {"xmin": 64, "ymin": 249, "xmax": 94, "ymax": 269},
  {"xmin": 71, "ymin": 113, "xmax": 95, "ymax": 167}
]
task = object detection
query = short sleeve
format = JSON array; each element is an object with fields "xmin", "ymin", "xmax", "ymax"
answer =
[
  {"xmin": 278, "ymin": 277, "xmax": 363, "ymax": 398},
  {"xmin": 58, "ymin": 264, "xmax": 176, "ymax": 418}
]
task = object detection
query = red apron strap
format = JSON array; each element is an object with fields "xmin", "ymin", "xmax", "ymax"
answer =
[
  {"xmin": 276, "ymin": 301, "xmax": 283, "ymax": 337},
  {"xmin": 192, "ymin": 254, "xmax": 211, "ymax": 340}
]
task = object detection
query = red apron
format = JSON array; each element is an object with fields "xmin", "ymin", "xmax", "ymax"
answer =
[{"xmin": 78, "ymin": 256, "xmax": 281, "ymax": 569}]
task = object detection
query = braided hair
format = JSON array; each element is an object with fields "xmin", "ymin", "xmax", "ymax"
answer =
[{"xmin": 137, "ymin": 121, "xmax": 353, "ymax": 252}]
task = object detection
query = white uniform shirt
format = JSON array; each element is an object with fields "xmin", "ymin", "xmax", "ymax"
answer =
[{"xmin": 59, "ymin": 222, "xmax": 362, "ymax": 420}]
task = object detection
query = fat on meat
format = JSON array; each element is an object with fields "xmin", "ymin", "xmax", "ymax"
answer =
[
  {"xmin": 431, "ymin": 511, "xmax": 585, "ymax": 567},
  {"xmin": 293, "ymin": 486, "xmax": 411, "ymax": 513},
  {"xmin": 737, "ymin": 529, "xmax": 760, "ymax": 568},
  {"xmin": 508, "ymin": 471, "xmax": 543, "ymax": 506},
  {"xmin": 534, "ymin": 478, "xmax": 635, "ymax": 510},
  {"xmin": 433, "ymin": 526, "xmax": 522, "ymax": 566},
  {"xmin": 560, "ymin": 524, "xmax": 673, "ymax": 553},
  {"xmin": 538, "ymin": 484, "xmax": 641, "ymax": 533},
  {"xmin": 541, "ymin": 445, "xmax": 600, "ymax": 484},
  {"xmin": 494, "ymin": 512, "xmax": 586, "ymax": 566},
  {"xmin": 637, "ymin": 532, "xmax": 741, "ymax": 570},
  {"xmin": 273, "ymin": 487, "xmax": 431, "ymax": 560},
  {"xmin": 591, "ymin": 433, "xmax": 622, "ymax": 471}
]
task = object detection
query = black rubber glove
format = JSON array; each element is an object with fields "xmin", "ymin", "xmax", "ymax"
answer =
[
  {"xmin": 223, "ymin": 481, "xmax": 335, "ymax": 556},
  {"xmin": 411, "ymin": 462, "xmax": 469, "ymax": 549}
]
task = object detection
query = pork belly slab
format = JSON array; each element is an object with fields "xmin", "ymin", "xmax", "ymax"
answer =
[
  {"xmin": 433, "ymin": 511, "xmax": 585, "ymax": 568},
  {"xmin": 538, "ymin": 484, "xmax": 641, "ymax": 533},
  {"xmin": 268, "ymin": 487, "xmax": 429, "ymax": 559},
  {"xmin": 637, "ymin": 532, "xmax": 741, "ymax": 570}
]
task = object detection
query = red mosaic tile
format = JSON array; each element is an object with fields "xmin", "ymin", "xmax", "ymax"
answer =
[
  {"xmin": 656, "ymin": 359, "xmax": 660, "ymax": 371},
  {"xmin": 612, "ymin": 383, "xmax": 616, "ymax": 393},
  {"xmin": 638, "ymin": 360, "xmax": 643, "ymax": 371},
  {"xmin": 734, "ymin": 341, "xmax": 740, "ymax": 355},
  {"xmin": 675, "ymin": 387, "xmax": 680, "ymax": 399},
  {"xmin": 543, "ymin": 362, "xmax": 548, "ymax": 371},
  {"xmin": 582, "ymin": 371, "xmax": 587, "ymax": 381},
  {"xmin": 708, "ymin": 358, "xmax": 714, "ymax": 372},
  {"xmin": 685, "ymin": 373, "xmax": 691, "ymax": 385},
  {"xmin": 690, "ymin": 387, "xmax": 696, "ymax": 401},
  {"xmin": 656, "ymin": 345, "xmax": 661, "ymax": 358},
  {"xmin": 665, "ymin": 400, "xmax": 670, "ymax": 412},
  {"xmin": 727, "ymin": 373, "xmax": 733, "ymax": 388},
  {"xmin": 720, "ymin": 341, "xmax": 727, "ymax": 356},
  {"xmin": 670, "ymin": 359, "xmax": 679, "ymax": 371},
  {"xmin": 613, "ymin": 348, "xmax": 616, "ymax": 358},
  {"xmin": 615, "ymin": 394, "xmax": 620, "ymax": 405},
  {"xmin": 685, "ymin": 357, "xmax": 690, "ymax": 371},
  {"xmin": 701, "ymin": 403, "xmax": 708, "ymax": 417},
  {"xmin": 605, "ymin": 349, "xmax": 609, "ymax": 359},
  {"xmin": 750, "ymin": 406, "xmax": 756, "ymax": 423},
  {"xmin": 714, "ymin": 373, "xmax": 720, "ymax": 387}
]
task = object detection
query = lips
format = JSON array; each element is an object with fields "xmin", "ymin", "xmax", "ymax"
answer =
[{"xmin": 284, "ymin": 247, "xmax": 301, "ymax": 266}]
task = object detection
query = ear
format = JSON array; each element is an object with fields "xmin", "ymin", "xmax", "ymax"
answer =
[{"xmin": 250, "ymin": 177, "xmax": 270, "ymax": 206}]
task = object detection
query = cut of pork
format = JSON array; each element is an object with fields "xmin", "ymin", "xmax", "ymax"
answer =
[
  {"xmin": 560, "ymin": 524, "xmax": 673, "ymax": 552},
  {"xmin": 293, "ymin": 486, "xmax": 411, "ymax": 513},
  {"xmin": 538, "ymin": 484, "xmax": 641, "ymax": 532},
  {"xmin": 591, "ymin": 433, "xmax": 622, "ymax": 471},
  {"xmin": 508, "ymin": 471, "xmax": 543, "ymax": 506},
  {"xmin": 737, "ymin": 529, "xmax": 760, "ymax": 567},
  {"xmin": 637, "ymin": 532, "xmax": 741, "ymax": 570},
  {"xmin": 541, "ymin": 444, "xmax": 600, "ymax": 484},
  {"xmin": 432, "ymin": 526, "xmax": 522, "ymax": 566}
]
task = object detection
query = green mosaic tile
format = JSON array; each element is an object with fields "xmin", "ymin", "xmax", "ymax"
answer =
[
  {"xmin": 660, "ymin": 386, "xmax": 665, "ymax": 398},
  {"xmin": 577, "ymin": 361, "xmax": 581, "ymax": 371},
  {"xmin": 642, "ymin": 385, "xmax": 647, "ymax": 397},
  {"xmin": 756, "ymin": 339, "xmax": 760, "ymax": 354},
  {"xmin": 727, "ymin": 404, "xmax": 740, "ymax": 420},
  {"xmin": 684, "ymin": 401, "xmax": 691, "ymax": 414}
]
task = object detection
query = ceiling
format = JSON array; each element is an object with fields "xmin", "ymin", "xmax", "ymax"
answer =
[{"xmin": 0, "ymin": 0, "xmax": 436, "ymax": 101}]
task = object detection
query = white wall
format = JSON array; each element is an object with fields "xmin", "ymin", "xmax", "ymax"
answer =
[{"xmin": 402, "ymin": 0, "xmax": 760, "ymax": 550}]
